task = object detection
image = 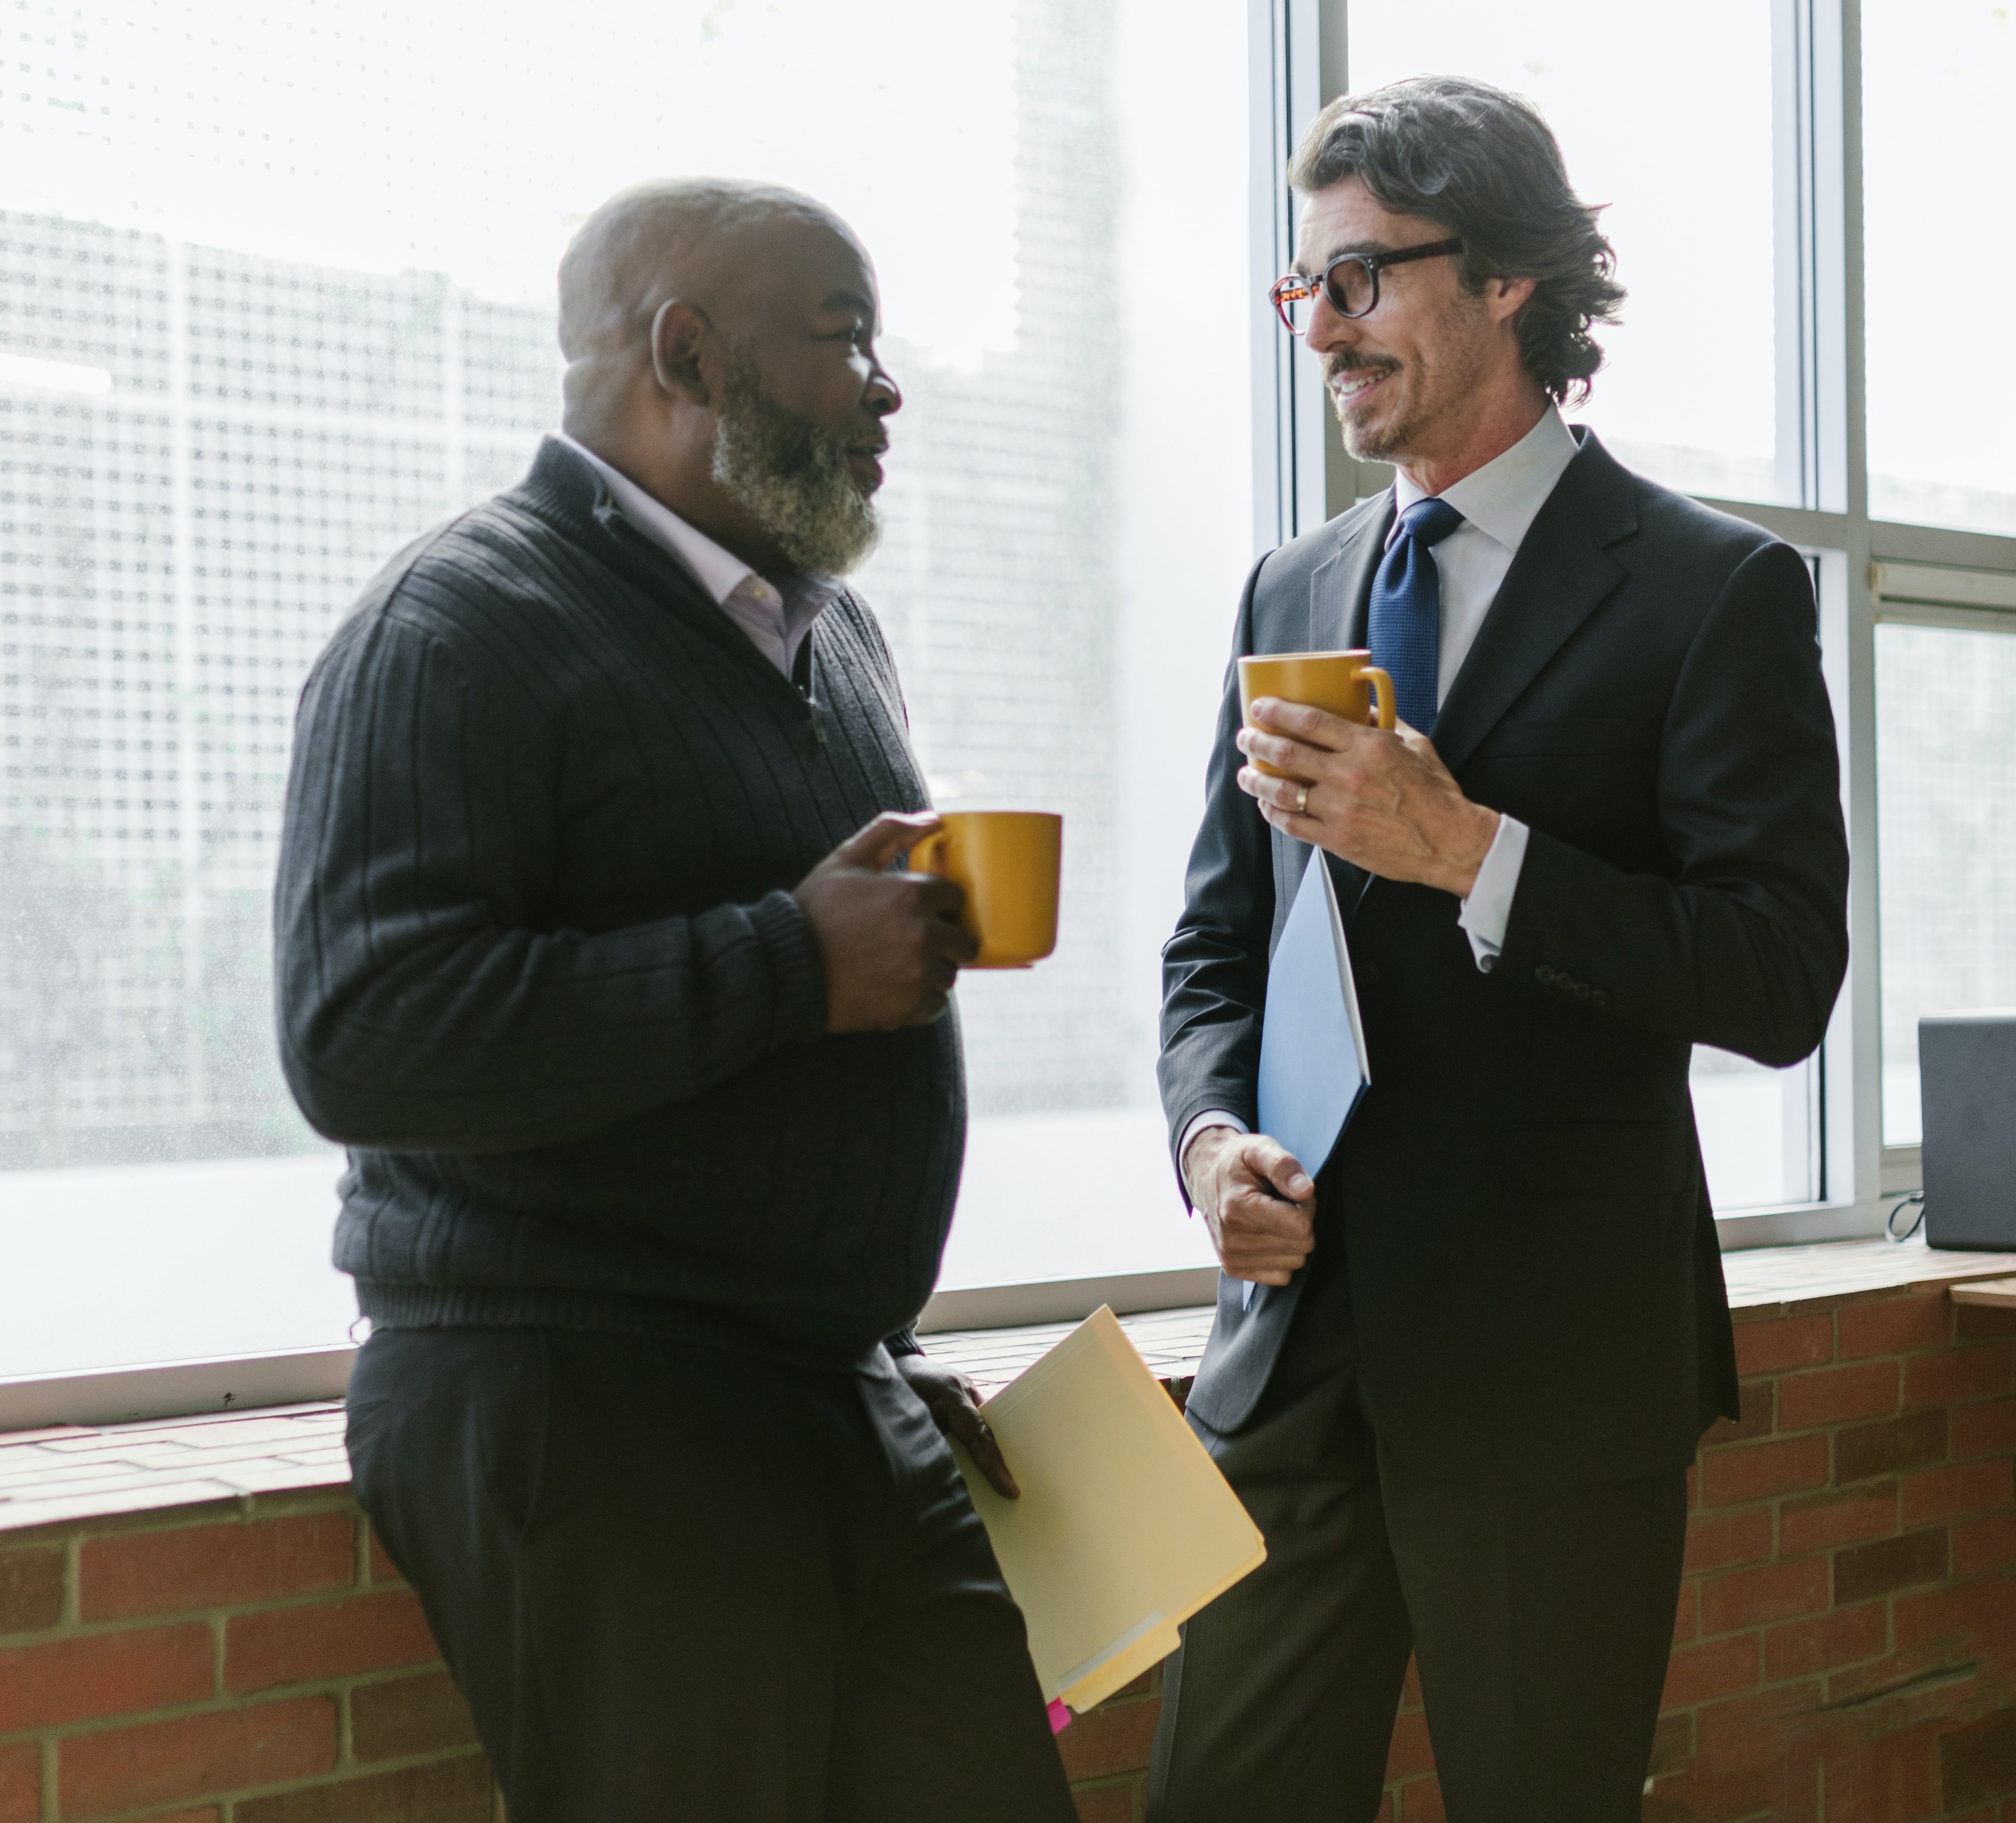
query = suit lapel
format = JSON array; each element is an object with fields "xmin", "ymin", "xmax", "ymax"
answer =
[
  {"xmin": 1304, "ymin": 495, "xmax": 1393, "ymax": 652},
  {"xmin": 1429, "ymin": 431, "xmax": 1638, "ymax": 779}
]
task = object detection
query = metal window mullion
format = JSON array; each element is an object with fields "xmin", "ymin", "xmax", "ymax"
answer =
[
  {"xmin": 1250, "ymin": 0, "xmax": 1327, "ymax": 554},
  {"xmin": 1250, "ymin": 0, "xmax": 1350, "ymax": 552},
  {"xmin": 1284, "ymin": 0, "xmax": 1329, "ymax": 540},
  {"xmin": 1875, "ymin": 601, "xmax": 2016, "ymax": 638},
  {"xmin": 1834, "ymin": 0, "xmax": 1887, "ymax": 1214},
  {"xmin": 1756, "ymin": 0, "xmax": 1862, "ymax": 1226},
  {"xmin": 1815, "ymin": 2, "xmax": 1856, "ymax": 520},
  {"xmin": 1249, "ymin": 0, "xmax": 1292, "ymax": 558},
  {"xmin": 1772, "ymin": 0, "xmax": 1817, "ymax": 507},
  {"xmin": 1869, "ymin": 518, "xmax": 2016, "ymax": 573}
]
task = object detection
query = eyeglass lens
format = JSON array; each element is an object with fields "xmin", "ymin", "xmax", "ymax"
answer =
[
  {"xmin": 1325, "ymin": 258, "xmax": 1377, "ymax": 318},
  {"xmin": 1276, "ymin": 258, "xmax": 1376, "ymax": 332}
]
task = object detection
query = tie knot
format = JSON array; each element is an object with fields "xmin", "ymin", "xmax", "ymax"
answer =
[{"xmin": 1398, "ymin": 497, "xmax": 1464, "ymax": 547}]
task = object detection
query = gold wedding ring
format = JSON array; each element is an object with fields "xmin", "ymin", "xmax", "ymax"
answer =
[{"xmin": 1295, "ymin": 785, "xmax": 1310, "ymax": 815}]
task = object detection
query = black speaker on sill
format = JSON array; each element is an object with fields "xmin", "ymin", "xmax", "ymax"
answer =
[{"xmin": 1920, "ymin": 1012, "xmax": 2016, "ymax": 1250}]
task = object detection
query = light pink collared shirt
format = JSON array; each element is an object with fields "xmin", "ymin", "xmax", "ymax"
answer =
[{"xmin": 560, "ymin": 434, "xmax": 829, "ymax": 678}]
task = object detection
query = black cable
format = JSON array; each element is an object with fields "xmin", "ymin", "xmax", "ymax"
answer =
[{"xmin": 1885, "ymin": 1192, "xmax": 1925, "ymax": 1243}]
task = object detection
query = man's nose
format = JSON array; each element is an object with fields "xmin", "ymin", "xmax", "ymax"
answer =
[
  {"xmin": 865, "ymin": 362, "xmax": 901, "ymax": 418},
  {"xmin": 1305, "ymin": 295, "xmax": 1361, "ymax": 357}
]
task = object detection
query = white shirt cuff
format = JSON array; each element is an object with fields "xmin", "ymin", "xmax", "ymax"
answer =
[
  {"xmin": 1457, "ymin": 814, "xmax": 1529, "ymax": 972},
  {"xmin": 1178, "ymin": 1109, "xmax": 1248, "ymax": 1199}
]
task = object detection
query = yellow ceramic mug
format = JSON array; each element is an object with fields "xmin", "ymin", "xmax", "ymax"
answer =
[
  {"xmin": 1236, "ymin": 649, "xmax": 1396, "ymax": 778},
  {"xmin": 909, "ymin": 811, "xmax": 1063, "ymax": 969}
]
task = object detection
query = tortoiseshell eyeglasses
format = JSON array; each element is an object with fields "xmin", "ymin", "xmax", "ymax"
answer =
[{"xmin": 1268, "ymin": 238, "xmax": 1465, "ymax": 334}]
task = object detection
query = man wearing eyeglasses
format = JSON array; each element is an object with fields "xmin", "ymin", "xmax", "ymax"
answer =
[{"xmin": 1153, "ymin": 77, "xmax": 1848, "ymax": 1821}]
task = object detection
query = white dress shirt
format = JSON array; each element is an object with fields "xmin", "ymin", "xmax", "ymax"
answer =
[
  {"xmin": 1180, "ymin": 406, "xmax": 1581, "ymax": 1173},
  {"xmin": 1402, "ymin": 401, "xmax": 1578, "ymax": 968},
  {"xmin": 559, "ymin": 433, "xmax": 827, "ymax": 677}
]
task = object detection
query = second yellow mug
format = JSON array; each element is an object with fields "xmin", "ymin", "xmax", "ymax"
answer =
[
  {"xmin": 909, "ymin": 811, "xmax": 1063, "ymax": 969},
  {"xmin": 1236, "ymin": 649, "xmax": 1396, "ymax": 777}
]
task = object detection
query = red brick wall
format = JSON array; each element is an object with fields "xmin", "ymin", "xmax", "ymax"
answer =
[
  {"xmin": 5, "ymin": 1281, "xmax": 2014, "ymax": 1822},
  {"xmin": 1066, "ymin": 1286, "xmax": 2016, "ymax": 1823},
  {"xmin": 0, "ymin": 1497, "xmax": 493, "ymax": 1821}
]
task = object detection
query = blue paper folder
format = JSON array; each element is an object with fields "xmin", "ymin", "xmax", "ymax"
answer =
[{"xmin": 1248, "ymin": 850, "xmax": 1370, "ymax": 1307}]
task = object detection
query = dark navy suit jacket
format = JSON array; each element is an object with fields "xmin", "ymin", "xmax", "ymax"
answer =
[{"xmin": 1158, "ymin": 430, "xmax": 1849, "ymax": 1483}]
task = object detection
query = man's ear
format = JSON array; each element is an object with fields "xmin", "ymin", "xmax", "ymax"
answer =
[
  {"xmin": 1486, "ymin": 274, "xmax": 1538, "ymax": 324},
  {"xmin": 649, "ymin": 298, "xmax": 711, "ymax": 403}
]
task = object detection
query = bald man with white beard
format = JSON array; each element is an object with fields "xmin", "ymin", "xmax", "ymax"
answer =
[{"xmin": 275, "ymin": 179, "xmax": 1078, "ymax": 1823}]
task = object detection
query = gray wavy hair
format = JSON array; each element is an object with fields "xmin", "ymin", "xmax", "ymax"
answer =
[{"xmin": 1289, "ymin": 76, "xmax": 1625, "ymax": 403}]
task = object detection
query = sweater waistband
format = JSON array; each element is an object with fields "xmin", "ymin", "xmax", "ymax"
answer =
[{"xmin": 353, "ymin": 1281, "xmax": 887, "ymax": 1375}]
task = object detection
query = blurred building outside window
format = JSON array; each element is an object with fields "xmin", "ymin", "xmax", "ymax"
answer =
[
  {"xmin": 1861, "ymin": 0, "xmax": 2016, "ymax": 539},
  {"xmin": 0, "ymin": 0, "xmax": 1247, "ymax": 1373},
  {"xmin": 2, "ymin": 0, "xmax": 2011, "ymax": 1383}
]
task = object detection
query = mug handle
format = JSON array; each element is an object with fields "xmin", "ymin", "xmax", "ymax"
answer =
[
  {"xmin": 909, "ymin": 829, "xmax": 948, "ymax": 874},
  {"xmin": 1359, "ymin": 665, "xmax": 1398, "ymax": 731}
]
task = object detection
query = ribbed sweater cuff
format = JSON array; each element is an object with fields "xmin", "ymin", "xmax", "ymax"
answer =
[{"xmin": 749, "ymin": 888, "xmax": 829, "ymax": 1046}]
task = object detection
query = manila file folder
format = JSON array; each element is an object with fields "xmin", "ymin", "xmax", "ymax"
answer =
[{"xmin": 951, "ymin": 1306, "xmax": 1266, "ymax": 1715}]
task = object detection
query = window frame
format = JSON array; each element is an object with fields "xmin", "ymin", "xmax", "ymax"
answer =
[
  {"xmin": 6, "ymin": 0, "xmax": 2016, "ymax": 1409},
  {"xmin": 1865, "ymin": 566, "xmax": 2016, "ymax": 1166},
  {"xmin": 1285, "ymin": 0, "xmax": 2016, "ymax": 1260}
]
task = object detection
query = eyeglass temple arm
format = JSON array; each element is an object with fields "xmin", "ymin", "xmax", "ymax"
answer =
[{"xmin": 1366, "ymin": 237, "xmax": 1464, "ymax": 274}]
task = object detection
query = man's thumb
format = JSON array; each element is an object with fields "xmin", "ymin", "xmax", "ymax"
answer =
[
  {"xmin": 833, "ymin": 810, "xmax": 941, "ymax": 872},
  {"xmin": 1266, "ymin": 1146, "xmax": 1315, "ymax": 1202}
]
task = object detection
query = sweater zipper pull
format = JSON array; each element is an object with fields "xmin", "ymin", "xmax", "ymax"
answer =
[{"xmin": 808, "ymin": 697, "xmax": 826, "ymax": 744}]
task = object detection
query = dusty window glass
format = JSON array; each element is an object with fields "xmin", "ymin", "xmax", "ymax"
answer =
[
  {"xmin": 1348, "ymin": 0, "xmax": 1788, "ymax": 504},
  {"xmin": 1690, "ymin": 1048, "xmax": 1822, "ymax": 1212},
  {"xmin": 1347, "ymin": 4, "xmax": 1826, "ymax": 1212},
  {"xmin": 1876, "ymin": 620, "xmax": 2016, "ymax": 1147},
  {"xmin": 1863, "ymin": 2, "xmax": 2016, "ymax": 537},
  {"xmin": 0, "ymin": 0, "xmax": 1249, "ymax": 1371}
]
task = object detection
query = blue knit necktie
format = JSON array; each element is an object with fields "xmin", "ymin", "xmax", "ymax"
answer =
[{"xmin": 1367, "ymin": 497, "xmax": 1465, "ymax": 732}]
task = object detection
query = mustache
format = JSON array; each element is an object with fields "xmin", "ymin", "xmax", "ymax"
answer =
[{"xmin": 1323, "ymin": 350, "xmax": 1399, "ymax": 382}]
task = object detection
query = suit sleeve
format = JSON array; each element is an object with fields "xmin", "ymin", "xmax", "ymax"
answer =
[
  {"xmin": 1495, "ymin": 540, "xmax": 1849, "ymax": 1066},
  {"xmin": 1156, "ymin": 557, "xmax": 1276, "ymax": 1193},
  {"xmin": 273, "ymin": 612, "xmax": 829, "ymax": 1152}
]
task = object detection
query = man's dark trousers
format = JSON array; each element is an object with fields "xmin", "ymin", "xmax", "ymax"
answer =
[
  {"xmin": 1151, "ymin": 433, "xmax": 1849, "ymax": 1823},
  {"xmin": 347, "ymin": 1328, "xmax": 1077, "ymax": 1823},
  {"xmin": 1146, "ymin": 1264, "xmax": 1687, "ymax": 1822}
]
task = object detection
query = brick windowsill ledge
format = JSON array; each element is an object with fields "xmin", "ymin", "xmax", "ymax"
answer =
[{"xmin": 6, "ymin": 1235, "xmax": 2016, "ymax": 1822}]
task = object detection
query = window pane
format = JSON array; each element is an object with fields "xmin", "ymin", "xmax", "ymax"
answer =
[
  {"xmin": 1346, "ymin": 14, "xmax": 1824, "ymax": 1211},
  {"xmin": 1876, "ymin": 621, "xmax": 2016, "ymax": 1146},
  {"xmin": 0, "ymin": 0, "xmax": 1243, "ymax": 1367},
  {"xmin": 1691, "ymin": 1047, "xmax": 1820, "ymax": 1212},
  {"xmin": 1348, "ymin": 1, "xmax": 1787, "ymax": 503},
  {"xmin": 1863, "ymin": 3, "xmax": 2016, "ymax": 536}
]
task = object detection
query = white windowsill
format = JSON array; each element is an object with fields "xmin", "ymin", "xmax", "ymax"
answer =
[
  {"xmin": 0, "ymin": 1191, "xmax": 1937, "ymax": 1433},
  {"xmin": 12, "ymin": 1236, "xmax": 2016, "ymax": 1536},
  {"xmin": 0, "ymin": 1099, "xmax": 1927, "ymax": 1432}
]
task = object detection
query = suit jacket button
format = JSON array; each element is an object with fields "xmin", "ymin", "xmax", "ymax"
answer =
[{"xmin": 1535, "ymin": 965, "xmax": 1556, "ymax": 984}]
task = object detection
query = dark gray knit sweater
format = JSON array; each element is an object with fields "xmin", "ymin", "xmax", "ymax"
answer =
[{"xmin": 274, "ymin": 437, "xmax": 961, "ymax": 1364}]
